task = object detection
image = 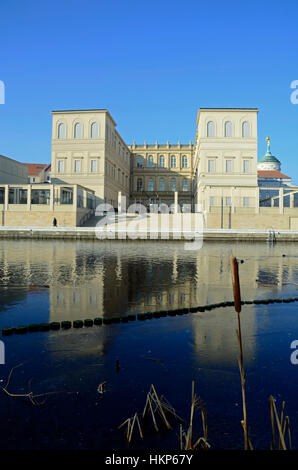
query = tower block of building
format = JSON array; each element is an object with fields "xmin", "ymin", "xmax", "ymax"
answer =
[
  {"xmin": 50, "ymin": 110, "xmax": 131, "ymax": 209},
  {"xmin": 193, "ymin": 108, "xmax": 259, "ymax": 226}
]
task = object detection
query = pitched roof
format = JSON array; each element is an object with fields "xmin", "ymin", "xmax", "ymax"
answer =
[
  {"xmin": 258, "ymin": 170, "xmax": 291, "ymax": 179},
  {"xmin": 25, "ymin": 163, "xmax": 48, "ymax": 176}
]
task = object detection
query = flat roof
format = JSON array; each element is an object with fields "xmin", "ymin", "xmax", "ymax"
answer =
[
  {"xmin": 196, "ymin": 107, "xmax": 259, "ymax": 125},
  {"xmin": 198, "ymin": 108, "xmax": 259, "ymax": 110},
  {"xmin": 51, "ymin": 109, "xmax": 117, "ymax": 126}
]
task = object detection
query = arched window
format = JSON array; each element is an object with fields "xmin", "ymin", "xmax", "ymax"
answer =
[
  {"xmin": 170, "ymin": 178, "xmax": 176, "ymax": 191},
  {"xmin": 74, "ymin": 122, "xmax": 82, "ymax": 139},
  {"xmin": 207, "ymin": 121, "xmax": 215, "ymax": 137},
  {"xmin": 159, "ymin": 178, "xmax": 165, "ymax": 191},
  {"xmin": 242, "ymin": 121, "xmax": 250, "ymax": 138},
  {"xmin": 137, "ymin": 155, "xmax": 144, "ymax": 168},
  {"xmin": 91, "ymin": 122, "xmax": 99, "ymax": 138},
  {"xmin": 148, "ymin": 178, "xmax": 154, "ymax": 191},
  {"xmin": 182, "ymin": 155, "xmax": 188, "ymax": 168},
  {"xmin": 137, "ymin": 178, "xmax": 143, "ymax": 192},
  {"xmin": 224, "ymin": 121, "xmax": 233, "ymax": 137},
  {"xmin": 148, "ymin": 155, "xmax": 154, "ymax": 167},
  {"xmin": 182, "ymin": 178, "xmax": 188, "ymax": 191},
  {"xmin": 58, "ymin": 123, "xmax": 66, "ymax": 139},
  {"xmin": 171, "ymin": 155, "xmax": 176, "ymax": 168},
  {"xmin": 160, "ymin": 155, "xmax": 165, "ymax": 167}
]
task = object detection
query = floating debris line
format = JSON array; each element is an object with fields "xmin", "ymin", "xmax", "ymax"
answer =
[{"xmin": 2, "ymin": 296, "xmax": 298, "ymax": 336}]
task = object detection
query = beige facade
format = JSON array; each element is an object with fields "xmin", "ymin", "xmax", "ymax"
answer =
[
  {"xmin": 0, "ymin": 154, "xmax": 27, "ymax": 184},
  {"xmin": 128, "ymin": 142, "xmax": 193, "ymax": 210},
  {"xmin": 50, "ymin": 109, "xmax": 130, "ymax": 209},
  {"xmin": 193, "ymin": 108, "xmax": 258, "ymax": 213},
  {"xmin": 1, "ymin": 106, "xmax": 295, "ymax": 230},
  {"xmin": 47, "ymin": 107, "xmax": 298, "ymax": 231}
]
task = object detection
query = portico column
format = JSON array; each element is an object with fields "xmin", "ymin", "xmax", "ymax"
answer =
[
  {"xmin": 4, "ymin": 185, "xmax": 8, "ymax": 210},
  {"xmin": 174, "ymin": 191, "xmax": 178, "ymax": 213},
  {"xmin": 255, "ymin": 187, "xmax": 260, "ymax": 214},
  {"xmin": 27, "ymin": 184, "xmax": 31, "ymax": 211},
  {"xmin": 118, "ymin": 191, "xmax": 122, "ymax": 213},
  {"xmin": 72, "ymin": 185, "xmax": 78, "ymax": 212},
  {"xmin": 50, "ymin": 185, "xmax": 54, "ymax": 210},
  {"xmin": 279, "ymin": 188, "xmax": 284, "ymax": 214},
  {"xmin": 118, "ymin": 191, "xmax": 126, "ymax": 213},
  {"xmin": 58, "ymin": 186, "xmax": 62, "ymax": 206},
  {"xmin": 290, "ymin": 192, "xmax": 294, "ymax": 208},
  {"xmin": 231, "ymin": 187, "xmax": 235, "ymax": 214},
  {"xmin": 83, "ymin": 189, "xmax": 87, "ymax": 208}
]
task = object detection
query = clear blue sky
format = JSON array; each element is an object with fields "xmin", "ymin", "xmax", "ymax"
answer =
[{"xmin": 0, "ymin": 0, "xmax": 298, "ymax": 181}]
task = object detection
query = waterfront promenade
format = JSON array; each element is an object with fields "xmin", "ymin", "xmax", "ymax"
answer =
[{"xmin": 1, "ymin": 226, "xmax": 298, "ymax": 241}]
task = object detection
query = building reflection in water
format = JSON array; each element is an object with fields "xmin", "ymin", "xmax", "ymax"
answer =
[{"xmin": 1, "ymin": 241, "xmax": 298, "ymax": 367}]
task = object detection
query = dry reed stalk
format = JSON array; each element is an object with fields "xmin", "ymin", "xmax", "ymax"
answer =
[
  {"xmin": 148, "ymin": 392, "xmax": 159, "ymax": 432},
  {"xmin": 230, "ymin": 255, "xmax": 251, "ymax": 450},
  {"xmin": 180, "ymin": 381, "xmax": 210, "ymax": 450},
  {"xmin": 179, "ymin": 424, "xmax": 183, "ymax": 450},
  {"xmin": 1, "ymin": 362, "xmax": 67, "ymax": 406},
  {"xmin": 270, "ymin": 394, "xmax": 275, "ymax": 450},
  {"xmin": 118, "ymin": 413, "xmax": 143, "ymax": 443},
  {"xmin": 230, "ymin": 255, "xmax": 242, "ymax": 314},
  {"xmin": 285, "ymin": 416, "xmax": 292, "ymax": 449},
  {"xmin": 269, "ymin": 396, "xmax": 291, "ymax": 450},
  {"xmin": 151, "ymin": 384, "xmax": 172, "ymax": 429},
  {"xmin": 143, "ymin": 385, "xmax": 174, "ymax": 430},
  {"xmin": 156, "ymin": 395, "xmax": 183, "ymax": 421}
]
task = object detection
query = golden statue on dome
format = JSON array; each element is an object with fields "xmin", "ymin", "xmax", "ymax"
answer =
[{"xmin": 266, "ymin": 136, "xmax": 270, "ymax": 151}]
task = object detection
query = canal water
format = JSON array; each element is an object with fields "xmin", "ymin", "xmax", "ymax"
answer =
[{"xmin": 0, "ymin": 239, "xmax": 298, "ymax": 450}]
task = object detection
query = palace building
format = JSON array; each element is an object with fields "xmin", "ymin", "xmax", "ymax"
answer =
[
  {"xmin": 50, "ymin": 109, "xmax": 131, "ymax": 208},
  {"xmin": 48, "ymin": 106, "xmax": 298, "ymax": 230},
  {"xmin": 1, "ymin": 106, "xmax": 298, "ymax": 230},
  {"xmin": 50, "ymin": 107, "xmax": 261, "ymax": 212}
]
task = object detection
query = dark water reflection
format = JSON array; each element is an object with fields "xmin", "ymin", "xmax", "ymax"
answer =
[{"xmin": 0, "ymin": 240, "xmax": 298, "ymax": 450}]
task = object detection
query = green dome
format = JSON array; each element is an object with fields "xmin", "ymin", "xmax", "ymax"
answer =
[
  {"xmin": 259, "ymin": 151, "xmax": 280, "ymax": 164},
  {"xmin": 259, "ymin": 138, "xmax": 280, "ymax": 163}
]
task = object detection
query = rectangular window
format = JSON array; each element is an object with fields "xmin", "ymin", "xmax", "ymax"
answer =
[
  {"xmin": 137, "ymin": 179, "xmax": 143, "ymax": 192},
  {"xmin": 225, "ymin": 160, "xmax": 232, "ymax": 173},
  {"xmin": 243, "ymin": 160, "xmax": 250, "ymax": 173},
  {"xmin": 243, "ymin": 197, "xmax": 249, "ymax": 207},
  {"xmin": 208, "ymin": 160, "xmax": 215, "ymax": 173},
  {"xmin": 182, "ymin": 179, "xmax": 188, "ymax": 191},
  {"xmin": 226, "ymin": 196, "xmax": 231, "ymax": 206},
  {"xmin": 91, "ymin": 160, "xmax": 97, "ymax": 173},
  {"xmin": 58, "ymin": 160, "xmax": 64, "ymax": 173},
  {"xmin": 209, "ymin": 196, "xmax": 215, "ymax": 206},
  {"xmin": 74, "ymin": 160, "xmax": 80, "ymax": 173}
]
